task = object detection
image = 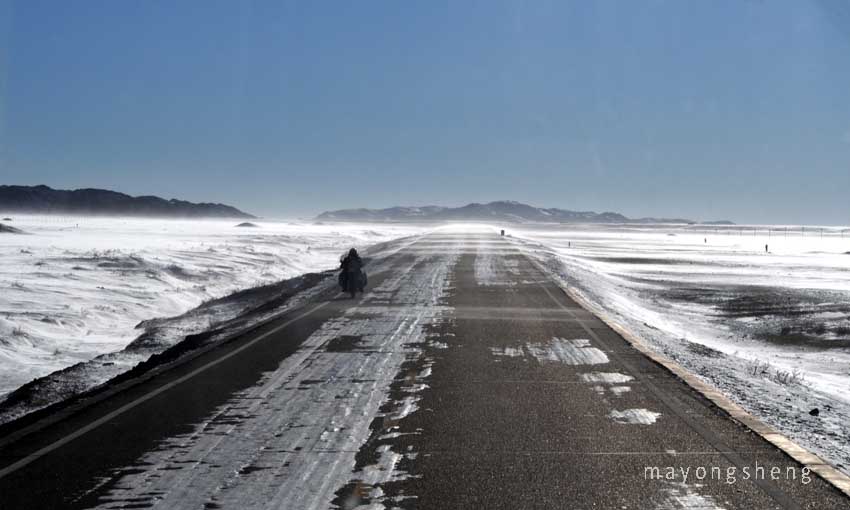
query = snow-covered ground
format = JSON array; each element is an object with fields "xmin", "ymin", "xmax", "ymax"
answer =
[
  {"xmin": 87, "ymin": 232, "xmax": 459, "ymax": 509},
  {"xmin": 507, "ymin": 223, "xmax": 850, "ymax": 475},
  {"xmin": 0, "ymin": 216, "xmax": 425, "ymax": 398}
]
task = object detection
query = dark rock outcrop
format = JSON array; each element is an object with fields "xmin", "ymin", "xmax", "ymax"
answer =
[
  {"xmin": 0, "ymin": 223, "xmax": 24, "ymax": 234},
  {"xmin": 0, "ymin": 185, "xmax": 254, "ymax": 219}
]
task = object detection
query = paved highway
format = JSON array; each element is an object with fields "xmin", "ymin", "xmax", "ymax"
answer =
[{"xmin": 0, "ymin": 232, "xmax": 847, "ymax": 509}]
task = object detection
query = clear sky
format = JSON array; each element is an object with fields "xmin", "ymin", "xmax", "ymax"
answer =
[{"xmin": 1, "ymin": 0, "xmax": 849, "ymax": 224}]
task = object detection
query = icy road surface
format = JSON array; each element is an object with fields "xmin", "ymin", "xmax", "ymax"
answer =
[{"xmin": 89, "ymin": 235, "xmax": 458, "ymax": 509}]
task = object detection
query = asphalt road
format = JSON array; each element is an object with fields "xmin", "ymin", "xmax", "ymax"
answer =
[{"xmin": 0, "ymin": 232, "xmax": 847, "ymax": 509}]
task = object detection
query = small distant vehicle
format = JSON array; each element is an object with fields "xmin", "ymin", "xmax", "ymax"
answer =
[{"xmin": 339, "ymin": 248, "xmax": 367, "ymax": 298}]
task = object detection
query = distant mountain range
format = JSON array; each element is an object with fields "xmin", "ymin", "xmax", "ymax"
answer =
[
  {"xmin": 317, "ymin": 201, "xmax": 733, "ymax": 225},
  {"xmin": 0, "ymin": 185, "xmax": 255, "ymax": 219}
]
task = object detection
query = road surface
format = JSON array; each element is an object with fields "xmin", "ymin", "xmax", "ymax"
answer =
[{"xmin": 0, "ymin": 232, "xmax": 847, "ymax": 509}]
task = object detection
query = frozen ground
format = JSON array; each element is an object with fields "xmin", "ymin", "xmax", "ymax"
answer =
[
  {"xmin": 0, "ymin": 216, "xmax": 425, "ymax": 401},
  {"xmin": 507, "ymin": 223, "xmax": 850, "ymax": 475}
]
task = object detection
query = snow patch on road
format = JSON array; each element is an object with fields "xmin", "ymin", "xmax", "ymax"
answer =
[
  {"xmin": 490, "ymin": 339, "xmax": 609, "ymax": 365},
  {"xmin": 582, "ymin": 372, "xmax": 634, "ymax": 396},
  {"xmin": 526, "ymin": 337, "xmax": 609, "ymax": 365},
  {"xmin": 656, "ymin": 482, "xmax": 726, "ymax": 509},
  {"xmin": 473, "ymin": 247, "xmax": 518, "ymax": 287},
  {"xmin": 609, "ymin": 408, "xmax": 661, "ymax": 425},
  {"xmin": 490, "ymin": 346, "xmax": 524, "ymax": 358},
  {"xmin": 581, "ymin": 372, "xmax": 634, "ymax": 384},
  {"xmin": 391, "ymin": 395, "xmax": 421, "ymax": 421},
  {"xmin": 474, "ymin": 250, "xmax": 499, "ymax": 286}
]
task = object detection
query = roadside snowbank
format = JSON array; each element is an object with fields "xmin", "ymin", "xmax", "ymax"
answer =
[
  {"xmin": 509, "ymin": 224, "xmax": 850, "ymax": 475},
  {"xmin": 0, "ymin": 216, "xmax": 425, "ymax": 399}
]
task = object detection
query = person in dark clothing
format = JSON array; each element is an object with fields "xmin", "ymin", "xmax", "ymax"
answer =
[{"xmin": 339, "ymin": 248, "xmax": 366, "ymax": 296}]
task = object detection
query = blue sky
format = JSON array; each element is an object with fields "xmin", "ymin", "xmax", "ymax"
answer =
[{"xmin": 1, "ymin": 0, "xmax": 849, "ymax": 223}]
